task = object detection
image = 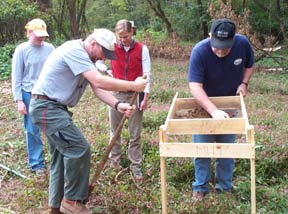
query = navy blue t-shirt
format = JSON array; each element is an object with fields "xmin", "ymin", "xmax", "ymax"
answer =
[{"xmin": 188, "ymin": 34, "xmax": 254, "ymax": 96}]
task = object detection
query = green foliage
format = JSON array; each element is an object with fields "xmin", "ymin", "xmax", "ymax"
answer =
[
  {"xmin": 50, "ymin": 37, "xmax": 66, "ymax": 48},
  {"xmin": 164, "ymin": 1, "xmax": 209, "ymax": 40},
  {"xmin": 0, "ymin": 0, "xmax": 41, "ymax": 44},
  {"xmin": 1, "ymin": 0, "xmax": 287, "ymax": 45},
  {"xmin": 136, "ymin": 30, "xmax": 168, "ymax": 44},
  {"xmin": 247, "ymin": 1, "xmax": 288, "ymax": 37},
  {"xmin": 143, "ymin": 111, "xmax": 167, "ymax": 133},
  {"xmin": 166, "ymin": 158, "xmax": 194, "ymax": 184},
  {"xmin": 150, "ymin": 87, "xmax": 175, "ymax": 104},
  {"xmin": 110, "ymin": 0, "xmax": 127, "ymax": 11},
  {"xmin": 256, "ymin": 51, "xmax": 288, "ymax": 73},
  {"xmin": 86, "ymin": 0, "xmax": 150, "ymax": 30},
  {"xmin": 17, "ymin": 177, "xmax": 49, "ymax": 211},
  {"xmin": 252, "ymin": 73, "xmax": 288, "ymax": 95},
  {"xmin": 0, "ymin": 44, "xmax": 17, "ymax": 80}
]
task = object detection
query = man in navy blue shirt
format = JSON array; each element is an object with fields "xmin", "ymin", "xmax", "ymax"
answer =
[{"xmin": 188, "ymin": 19, "xmax": 254, "ymax": 201}]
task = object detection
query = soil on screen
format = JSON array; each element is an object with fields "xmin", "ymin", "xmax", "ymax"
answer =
[{"xmin": 174, "ymin": 108, "xmax": 241, "ymax": 119}]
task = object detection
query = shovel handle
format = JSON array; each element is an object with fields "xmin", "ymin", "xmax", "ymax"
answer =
[
  {"xmin": 89, "ymin": 75, "xmax": 147, "ymax": 194},
  {"xmin": 89, "ymin": 92, "xmax": 138, "ymax": 191}
]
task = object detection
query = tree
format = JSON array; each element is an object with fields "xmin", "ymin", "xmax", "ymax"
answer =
[
  {"xmin": 252, "ymin": 0, "xmax": 287, "ymax": 41},
  {"xmin": 34, "ymin": 0, "xmax": 52, "ymax": 11},
  {"xmin": 0, "ymin": 0, "xmax": 40, "ymax": 44},
  {"xmin": 145, "ymin": 0, "xmax": 175, "ymax": 36},
  {"xmin": 51, "ymin": 0, "xmax": 89, "ymax": 39},
  {"xmin": 196, "ymin": 0, "xmax": 209, "ymax": 38}
]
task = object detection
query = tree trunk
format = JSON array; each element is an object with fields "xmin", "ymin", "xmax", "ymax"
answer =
[
  {"xmin": 51, "ymin": 0, "xmax": 70, "ymax": 39},
  {"xmin": 145, "ymin": 0, "xmax": 175, "ymax": 36},
  {"xmin": 51, "ymin": 0, "xmax": 88, "ymax": 39},
  {"xmin": 67, "ymin": 0, "xmax": 79, "ymax": 38},
  {"xmin": 196, "ymin": 0, "xmax": 208, "ymax": 39},
  {"xmin": 35, "ymin": 0, "xmax": 52, "ymax": 11},
  {"xmin": 276, "ymin": 0, "xmax": 280, "ymax": 14},
  {"xmin": 77, "ymin": 0, "xmax": 89, "ymax": 35}
]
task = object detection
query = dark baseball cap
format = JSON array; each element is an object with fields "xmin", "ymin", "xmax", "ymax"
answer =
[
  {"xmin": 210, "ymin": 19, "xmax": 236, "ymax": 49},
  {"xmin": 101, "ymin": 46, "xmax": 117, "ymax": 60}
]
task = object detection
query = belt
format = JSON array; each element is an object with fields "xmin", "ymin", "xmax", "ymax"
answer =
[
  {"xmin": 32, "ymin": 94, "xmax": 55, "ymax": 102},
  {"xmin": 32, "ymin": 94, "xmax": 72, "ymax": 116},
  {"xmin": 114, "ymin": 91, "xmax": 135, "ymax": 94}
]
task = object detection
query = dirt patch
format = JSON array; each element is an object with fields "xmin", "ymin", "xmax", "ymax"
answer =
[
  {"xmin": 146, "ymin": 103, "xmax": 170, "ymax": 113},
  {"xmin": 175, "ymin": 108, "xmax": 211, "ymax": 119},
  {"xmin": 0, "ymin": 178, "xmax": 23, "ymax": 212},
  {"xmin": 174, "ymin": 108, "xmax": 241, "ymax": 119}
]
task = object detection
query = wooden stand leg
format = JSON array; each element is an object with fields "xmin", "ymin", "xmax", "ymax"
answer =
[
  {"xmin": 160, "ymin": 157, "xmax": 167, "ymax": 214},
  {"xmin": 247, "ymin": 125, "xmax": 256, "ymax": 214},
  {"xmin": 251, "ymin": 158, "xmax": 256, "ymax": 214}
]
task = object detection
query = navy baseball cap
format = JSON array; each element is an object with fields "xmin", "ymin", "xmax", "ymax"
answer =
[{"xmin": 210, "ymin": 19, "xmax": 236, "ymax": 49}]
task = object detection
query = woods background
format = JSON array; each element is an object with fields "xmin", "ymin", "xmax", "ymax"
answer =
[{"xmin": 1, "ymin": 0, "xmax": 287, "ymax": 45}]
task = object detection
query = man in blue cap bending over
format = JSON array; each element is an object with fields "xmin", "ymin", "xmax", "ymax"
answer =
[{"xmin": 188, "ymin": 18, "xmax": 254, "ymax": 201}]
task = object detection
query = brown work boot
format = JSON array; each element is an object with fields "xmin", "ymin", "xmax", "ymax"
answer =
[
  {"xmin": 60, "ymin": 199, "xmax": 91, "ymax": 214},
  {"xmin": 192, "ymin": 191, "xmax": 205, "ymax": 202}
]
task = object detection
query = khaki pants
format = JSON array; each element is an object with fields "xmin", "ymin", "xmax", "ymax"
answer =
[{"xmin": 109, "ymin": 92, "xmax": 143, "ymax": 167}]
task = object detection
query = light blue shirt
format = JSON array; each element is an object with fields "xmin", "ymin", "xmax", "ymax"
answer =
[
  {"xmin": 12, "ymin": 41, "xmax": 55, "ymax": 101},
  {"xmin": 32, "ymin": 40, "xmax": 96, "ymax": 107}
]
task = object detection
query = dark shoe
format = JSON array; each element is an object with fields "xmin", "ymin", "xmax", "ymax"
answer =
[
  {"xmin": 32, "ymin": 168, "xmax": 48, "ymax": 183},
  {"xmin": 216, "ymin": 188, "xmax": 233, "ymax": 194},
  {"xmin": 192, "ymin": 191, "xmax": 205, "ymax": 202},
  {"xmin": 51, "ymin": 208, "xmax": 63, "ymax": 214},
  {"xmin": 35, "ymin": 168, "xmax": 47, "ymax": 176},
  {"xmin": 109, "ymin": 161, "xmax": 122, "ymax": 171},
  {"xmin": 130, "ymin": 166, "xmax": 143, "ymax": 184},
  {"xmin": 60, "ymin": 199, "xmax": 92, "ymax": 214}
]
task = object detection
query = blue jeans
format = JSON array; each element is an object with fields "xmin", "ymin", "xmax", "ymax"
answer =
[
  {"xmin": 192, "ymin": 134, "xmax": 235, "ymax": 193},
  {"xmin": 22, "ymin": 90, "xmax": 45, "ymax": 171}
]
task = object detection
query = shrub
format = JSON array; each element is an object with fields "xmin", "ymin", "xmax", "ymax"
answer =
[
  {"xmin": 0, "ymin": 44, "xmax": 17, "ymax": 80},
  {"xmin": 0, "ymin": 0, "xmax": 40, "ymax": 44}
]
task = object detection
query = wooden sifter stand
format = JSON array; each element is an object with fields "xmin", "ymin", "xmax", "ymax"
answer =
[{"xmin": 159, "ymin": 92, "xmax": 256, "ymax": 214}]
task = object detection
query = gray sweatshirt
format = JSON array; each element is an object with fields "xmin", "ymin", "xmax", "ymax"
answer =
[{"xmin": 11, "ymin": 40, "xmax": 54, "ymax": 101}]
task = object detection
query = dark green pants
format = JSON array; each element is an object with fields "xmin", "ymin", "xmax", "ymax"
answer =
[{"xmin": 29, "ymin": 99, "xmax": 90, "ymax": 208}]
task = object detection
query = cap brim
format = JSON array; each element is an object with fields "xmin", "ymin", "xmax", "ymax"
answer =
[
  {"xmin": 211, "ymin": 37, "xmax": 234, "ymax": 49},
  {"xmin": 102, "ymin": 46, "xmax": 117, "ymax": 60},
  {"xmin": 33, "ymin": 31, "xmax": 49, "ymax": 37}
]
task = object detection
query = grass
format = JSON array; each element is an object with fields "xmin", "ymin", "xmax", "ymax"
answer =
[{"xmin": 0, "ymin": 58, "xmax": 287, "ymax": 213}]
